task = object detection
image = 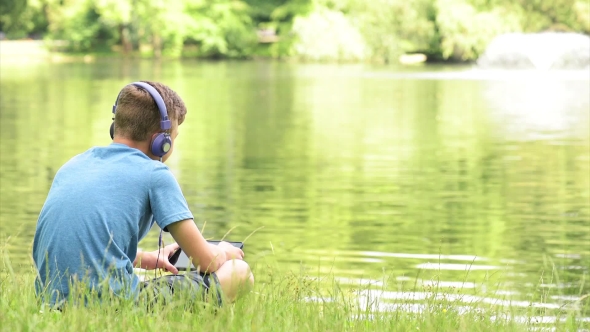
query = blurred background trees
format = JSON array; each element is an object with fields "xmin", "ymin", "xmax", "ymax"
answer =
[{"xmin": 1, "ymin": 0, "xmax": 588, "ymax": 62}]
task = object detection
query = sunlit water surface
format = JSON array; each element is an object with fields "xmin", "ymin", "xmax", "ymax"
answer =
[{"xmin": 1, "ymin": 60, "xmax": 588, "ymax": 325}]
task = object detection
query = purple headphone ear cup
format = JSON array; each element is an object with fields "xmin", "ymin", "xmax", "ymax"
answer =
[
  {"xmin": 151, "ymin": 133, "xmax": 172, "ymax": 157},
  {"xmin": 110, "ymin": 122, "xmax": 115, "ymax": 139}
]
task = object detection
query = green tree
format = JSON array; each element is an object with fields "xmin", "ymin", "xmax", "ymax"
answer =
[
  {"xmin": 289, "ymin": 6, "xmax": 365, "ymax": 61},
  {"xmin": 0, "ymin": 0, "xmax": 28, "ymax": 37},
  {"xmin": 435, "ymin": 0, "xmax": 521, "ymax": 60},
  {"xmin": 245, "ymin": 0, "xmax": 290, "ymax": 24},
  {"xmin": 351, "ymin": 0, "xmax": 438, "ymax": 63},
  {"xmin": 135, "ymin": 0, "xmax": 190, "ymax": 57},
  {"xmin": 267, "ymin": 0, "xmax": 438, "ymax": 62},
  {"xmin": 182, "ymin": 0, "xmax": 258, "ymax": 58},
  {"xmin": 0, "ymin": 0, "xmax": 49, "ymax": 39},
  {"xmin": 44, "ymin": 0, "xmax": 110, "ymax": 52},
  {"xmin": 510, "ymin": 0, "xmax": 589, "ymax": 33},
  {"xmin": 94, "ymin": 0, "xmax": 136, "ymax": 53}
]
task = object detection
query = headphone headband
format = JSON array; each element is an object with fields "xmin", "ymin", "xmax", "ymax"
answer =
[
  {"xmin": 110, "ymin": 81, "xmax": 173, "ymax": 158},
  {"xmin": 112, "ymin": 82, "xmax": 171, "ymax": 131}
]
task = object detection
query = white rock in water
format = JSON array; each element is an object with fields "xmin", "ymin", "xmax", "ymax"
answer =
[{"xmin": 477, "ymin": 32, "xmax": 590, "ymax": 70}]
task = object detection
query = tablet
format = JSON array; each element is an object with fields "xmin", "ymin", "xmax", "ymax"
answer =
[
  {"xmin": 206, "ymin": 241, "xmax": 244, "ymax": 249},
  {"xmin": 172, "ymin": 241, "xmax": 244, "ymax": 271}
]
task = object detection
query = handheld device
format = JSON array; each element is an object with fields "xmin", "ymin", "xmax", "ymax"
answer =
[
  {"xmin": 168, "ymin": 247, "xmax": 183, "ymax": 265},
  {"xmin": 205, "ymin": 241, "xmax": 244, "ymax": 249},
  {"xmin": 171, "ymin": 240, "xmax": 244, "ymax": 271}
]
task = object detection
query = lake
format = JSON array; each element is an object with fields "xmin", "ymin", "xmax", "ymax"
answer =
[{"xmin": 1, "ymin": 59, "xmax": 588, "ymax": 318}]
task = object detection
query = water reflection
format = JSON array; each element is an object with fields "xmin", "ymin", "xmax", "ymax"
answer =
[
  {"xmin": 307, "ymin": 287, "xmax": 590, "ymax": 326},
  {"xmin": 481, "ymin": 75, "xmax": 589, "ymax": 142},
  {"xmin": 358, "ymin": 289, "xmax": 563, "ymax": 309},
  {"xmin": 415, "ymin": 263, "xmax": 499, "ymax": 271}
]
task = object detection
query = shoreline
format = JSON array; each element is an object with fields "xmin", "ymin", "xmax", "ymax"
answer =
[{"xmin": 0, "ymin": 40, "xmax": 464, "ymax": 66}]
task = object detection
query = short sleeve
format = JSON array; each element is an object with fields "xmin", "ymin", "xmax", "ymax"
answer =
[{"xmin": 149, "ymin": 163, "xmax": 194, "ymax": 232}]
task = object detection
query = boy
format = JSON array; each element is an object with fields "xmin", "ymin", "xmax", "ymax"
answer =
[{"xmin": 32, "ymin": 81, "xmax": 253, "ymax": 310}]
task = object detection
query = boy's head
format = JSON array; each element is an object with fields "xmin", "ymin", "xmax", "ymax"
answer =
[{"xmin": 112, "ymin": 81, "xmax": 187, "ymax": 161}]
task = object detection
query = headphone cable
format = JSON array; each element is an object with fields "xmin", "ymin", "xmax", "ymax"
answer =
[
  {"xmin": 155, "ymin": 229, "xmax": 163, "ymax": 279},
  {"xmin": 155, "ymin": 157, "xmax": 164, "ymax": 279}
]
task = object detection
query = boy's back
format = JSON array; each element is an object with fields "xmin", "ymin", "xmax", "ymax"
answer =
[
  {"xmin": 33, "ymin": 81, "xmax": 253, "ymax": 309},
  {"xmin": 32, "ymin": 142, "xmax": 193, "ymax": 306}
]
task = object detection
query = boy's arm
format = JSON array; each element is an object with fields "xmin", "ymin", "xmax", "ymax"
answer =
[
  {"xmin": 167, "ymin": 219, "xmax": 243, "ymax": 273},
  {"xmin": 133, "ymin": 243, "xmax": 180, "ymax": 273}
]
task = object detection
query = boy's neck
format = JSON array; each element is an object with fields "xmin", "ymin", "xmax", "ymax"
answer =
[{"xmin": 112, "ymin": 137, "xmax": 159, "ymax": 160}]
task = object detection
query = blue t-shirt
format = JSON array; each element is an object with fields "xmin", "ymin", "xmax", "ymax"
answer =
[{"xmin": 32, "ymin": 143, "xmax": 193, "ymax": 306}]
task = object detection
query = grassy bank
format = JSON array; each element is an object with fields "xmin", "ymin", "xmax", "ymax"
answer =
[
  {"xmin": 0, "ymin": 40, "xmax": 127, "ymax": 65},
  {"xmin": 0, "ymin": 40, "xmax": 427, "ymax": 66},
  {"xmin": 1, "ymin": 250, "xmax": 588, "ymax": 332}
]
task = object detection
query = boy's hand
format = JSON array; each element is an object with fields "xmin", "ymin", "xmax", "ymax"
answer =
[
  {"xmin": 135, "ymin": 243, "xmax": 180, "ymax": 274},
  {"xmin": 218, "ymin": 241, "xmax": 244, "ymax": 260},
  {"xmin": 155, "ymin": 243, "xmax": 180, "ymax": 274}
]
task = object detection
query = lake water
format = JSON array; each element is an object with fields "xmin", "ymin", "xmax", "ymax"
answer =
[{"xmin": 1, "ymin": 59, "xmax": 589, "ymax": 320}]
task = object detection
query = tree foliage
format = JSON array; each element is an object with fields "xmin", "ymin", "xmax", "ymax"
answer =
[
  {"xmin": 0, "ymin": 0, "xmax": 28, "ymax": 35},
  {"xmin": 1, "ymin": 0, "xmax": 588, "ymax": 61},
  {"xmin": 351, "ymin": 0, "xmax": 438, "ymax": 63},
  {"xmin": 435, "ymin": 0, "xmax": 522, "ymax": 60},
  {"xmin": 182, "ymin": 0, "xmax": 258, "ymax": 58},
  {"xmin": 290, "ymin": 7, "xmax": 365, "ymax": 61},
  {"xmin": 0, "ymin": 0, "xmax": 48, "ymax": 39}
]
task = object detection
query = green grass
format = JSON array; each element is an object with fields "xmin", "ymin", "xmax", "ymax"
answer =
[{"xmin": 1, "ymin": 252, "xmax": 588, "ymax": 332}]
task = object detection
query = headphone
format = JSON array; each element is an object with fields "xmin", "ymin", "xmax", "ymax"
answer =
[{"xmin": 110, "ymin": 82, "xmax": 172, "ymax": 158}]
